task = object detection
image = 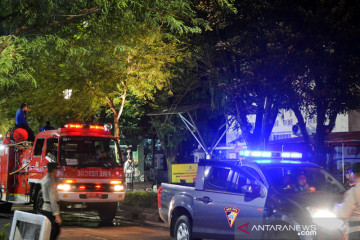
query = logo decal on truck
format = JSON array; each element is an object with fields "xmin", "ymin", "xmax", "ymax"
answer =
[
  {"xmin": 224, "ymin": 207, "xmax": 240, "ymax": 228},
  {"xmin": 77, "ymin": 170, "xmax": 112, "ymax": 177}
]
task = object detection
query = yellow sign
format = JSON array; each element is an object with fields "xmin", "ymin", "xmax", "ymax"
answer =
[{"xmin": 171, "ymin": 164, "xmax": 198, "ymax": 183}]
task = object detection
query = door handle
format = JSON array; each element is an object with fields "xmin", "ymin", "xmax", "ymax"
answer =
[
  {"xmin": 31, "ymin": 165, "xmax": 35, "ymax": 168},
  {"xmin": 195, "ymin": 196, "xmax": 213, "ymax": 204}
]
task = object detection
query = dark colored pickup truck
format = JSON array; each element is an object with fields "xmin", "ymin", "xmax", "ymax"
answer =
[{"xmin": 158, "ymin": 158, "xmax": 346, "ymax": 240}]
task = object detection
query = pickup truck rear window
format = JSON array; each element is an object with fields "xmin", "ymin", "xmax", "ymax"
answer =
[
  {"xmin": 204, "ymin": 166, "xmax": 256, "ymax": 194},
  {"xmin": 204, "ymin": 166, "xmax": 231, "ymax": 192}
]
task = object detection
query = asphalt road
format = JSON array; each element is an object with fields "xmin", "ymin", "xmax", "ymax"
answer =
[{"xmin": 0, "ymin": 204, "xmax": 171, "ymax": 240}]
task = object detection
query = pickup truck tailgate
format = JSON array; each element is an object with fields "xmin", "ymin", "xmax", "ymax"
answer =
[{"xmin": 158, "ymin": 183, "xmax": 195, "ymax": 224}]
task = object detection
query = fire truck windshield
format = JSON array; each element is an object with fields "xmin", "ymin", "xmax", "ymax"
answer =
[
  {"xmin": 262, "ymin": 166, "xmax": 345, "ymax": 194},
  {"xmin": 60, "ymin": 137, "xmax": 121, "ymax": 168}
]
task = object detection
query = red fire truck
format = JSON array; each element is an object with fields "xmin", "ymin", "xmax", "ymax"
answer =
[{"xmin": 0, "ymin": 124, "xmax": 125, "ymax": 224}]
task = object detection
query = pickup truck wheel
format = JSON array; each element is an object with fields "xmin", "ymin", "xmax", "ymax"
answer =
[
  {"xmin": 33, "ymin": 190, "xmax": 44, "ymax": 214},
  {"xmin": 174, "ymin": 215, "xmax": 192, "ymax": 240}
]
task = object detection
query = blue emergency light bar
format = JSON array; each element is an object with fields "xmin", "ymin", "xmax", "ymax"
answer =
[
  {"xmin": 254, "ymin": 160, "xmax": 302, "ymax": 164},
  {"xmin": 239, "ymin": 151, "xmax": 272, "ymax": 158},
  {"xmin": 239, "ymin": 150, "xmax": 302, "ymax": 159}
]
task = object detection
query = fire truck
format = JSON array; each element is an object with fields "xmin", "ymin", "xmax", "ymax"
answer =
[{"xmin": 0, "ymin": 124, "xmax": 125, "ymax": 224}]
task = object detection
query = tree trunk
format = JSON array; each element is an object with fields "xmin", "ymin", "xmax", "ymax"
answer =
[
  {"xmin": 165, "ymin": 152, "xmax": 177, "ymax": 183},
  {"xmin": 313, "ymin": 103, "xmax": 327, "ymax": 166},
  {"xmin": 235, "ymin": 98, "xmax": 278, "ymax": 150},
  {"xmin": 154, "ymin": 124, "xmax": 178, "ymax": 183},
  {"xmin": 313, "ymin": 131, "xmax": 327, "ymax": 167},
  {"xmin": 114, "ymin": 115, "xmax": 120, "ymax": 138},
  {"xmin": 292, "ymin": 106, "xmax": 312, "ymax": 161}
]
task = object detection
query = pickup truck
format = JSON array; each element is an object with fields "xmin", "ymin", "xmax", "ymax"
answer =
[{"xmin": 158, "ymin": 158, "xmax": 346, "ymax": 240}]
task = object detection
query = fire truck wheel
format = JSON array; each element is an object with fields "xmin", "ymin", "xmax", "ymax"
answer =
[
  {"xmin": 0, "ymin": 202, "xmax": 12, "ymax": 213},
  {"xmin": 33, "ymin": 190, "xmax": 44, "ymax": 214},
  {"xmin": 98, "ymin": 202, "xmax": 117, "ymax": 225}
]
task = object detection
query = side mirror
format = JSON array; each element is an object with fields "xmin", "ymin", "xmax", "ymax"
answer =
[{"xmin": 245, "ymin": 184, "xmax": 261, "ymax": 197}]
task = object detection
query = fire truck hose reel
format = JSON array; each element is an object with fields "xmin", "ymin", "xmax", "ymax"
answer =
[{"xmin": 9, "ymin": 161, "xmax": 32, "ymax": 175}]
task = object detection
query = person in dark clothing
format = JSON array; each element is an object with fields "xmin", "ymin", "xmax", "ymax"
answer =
[
  {"xmin": 15, "ymin": 103, "xmax": 35, "ymax": 141},
  {"xmin": 41, "ymin": 162, "xmax": 62, "ymax": 240},
  {"xmin": 41, "ymin": 121, "xmax": 55, "ymax": 131}
]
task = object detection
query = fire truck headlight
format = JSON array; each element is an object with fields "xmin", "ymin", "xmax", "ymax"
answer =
[
  {"xmin": 113, "ymin": 185, "xmax": 124, "ymax": 191},
  {"xmin": 307, "ymin": 207, "xmax": 344, "ymax": 230},
  {"xmin": 57, "ymin": 184, "xmax": 71, "ymax": 191}
]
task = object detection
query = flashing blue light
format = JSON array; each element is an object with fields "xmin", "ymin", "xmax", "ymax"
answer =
[
  {"xmin": 240, "ymin": 150, "xmax": 272, "ymax": 158},
  {"xmin": 239, "ymin": 150, "xmax": 251, "ymax": 156},
  {"xmin": 262, "ymin": 151, "xmax": 272, "ymax": 157},
  {"xmin": 281, "ymin": 152, "xmax": 291, "ymax": 158},
  {"xmin": 281, "ymin": 152, "xmax": 302, "ymax": 159},
  {"xmin": 251, "ymin": 151, "xmax": 262, "ymax": 157},
  {"xmin": 280, "ymin": 160, "xmax": 302, "ymax": 164},
  {"xmin": 290, "ymin": 153, "xmax": 302, "ymax": 158},
  {"xmin": 255, "ymin": 160, "xmax": 272, "ymax": 164}
]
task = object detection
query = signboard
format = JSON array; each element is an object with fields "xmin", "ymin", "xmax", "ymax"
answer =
[
  {"xmin": 171, "ymin": 164, "xmax": 198, "ymax": 183},
  {"xmin": 333, "ymin": 146, "xmax": 360, "ymax": 169},
  {"xmin": 10, "ymin": 210, "xmax": 51, "ymax": 240}
]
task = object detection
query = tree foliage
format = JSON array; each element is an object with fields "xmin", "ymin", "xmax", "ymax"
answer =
[
  {"xmin": 0, "ymin": 0, "xmax": 203, "ymax": 139},
  {"xmin": 195, "ymin": 0, "xmax": 360, "ymax": 165}
]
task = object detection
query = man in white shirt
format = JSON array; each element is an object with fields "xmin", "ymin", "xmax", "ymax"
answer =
[
  {"xmin": 124, "ymin": 158, "xmax": 134, "ymax": 190},
  {"xmin": 337, "ymin": 162, "xmax": 360, "ymax": 240}
]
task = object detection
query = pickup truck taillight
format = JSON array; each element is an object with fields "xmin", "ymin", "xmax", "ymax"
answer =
[{"xmin": 157, "ymin": 186, "xmax": 163, "ymax": 209}]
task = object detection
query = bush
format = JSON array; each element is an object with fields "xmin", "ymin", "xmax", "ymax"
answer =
[
  {"xmin": 0, "ymin": 223, "xmax": 10, "ymax": 240},
  {"xmin": 122, "ymin": 191, "xmax": 158, "ymax": 209}
]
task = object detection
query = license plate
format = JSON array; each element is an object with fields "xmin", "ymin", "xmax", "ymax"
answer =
[{"xmin": 86, "ymin": 193, "xmax": 101, "ymax": 198}]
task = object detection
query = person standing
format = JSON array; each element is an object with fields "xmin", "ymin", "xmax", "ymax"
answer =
[
  {"xmin": 41, "ymin": 162, "xmax": 62, "ymax": 240},
  {"xmin": 336, "ymin": 162, "xmax": 360, "ymax": 240},
  {"xmin": 124, "ymin": 158, "xmax": 134, "ymax": 190},
  {"xmin": 40, "ymin": 121, "xmax": 55, "ymax": 131},
  {"xmin": 15, "ymin": 103, "xmax": 35, "ymax": 141}
]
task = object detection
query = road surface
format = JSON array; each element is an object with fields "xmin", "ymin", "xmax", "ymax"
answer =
[{"xmin": 0, "ymin": 204, "xmax": 170, "ymax": 240}]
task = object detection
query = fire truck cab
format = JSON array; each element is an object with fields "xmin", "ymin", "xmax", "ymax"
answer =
[{"xmin": 0, "ymin": 124, "xmax": 125, "ymax": 224}]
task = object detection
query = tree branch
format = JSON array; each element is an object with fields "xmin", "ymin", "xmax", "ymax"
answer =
[
  {"xmin": 117, "ymin": 87, "xmax": 127, "ymax": 121},
  {"xmin": 85, "ymin": 82, "xmax": 96, "ymax": 97},
  {"xmin": 0, "ymin": 7, "xmax": 100, "ymax": 55},
  {"xmin": 105, "ymin": 97, "xmax": 118, "ymax": 116},
  {"xmin": 326, "ymin": 111, "xmax": 338, "ymax": 134},
  {"xmin": 292, "ymin": 106, "xmax": 310, "ymax": 144}
]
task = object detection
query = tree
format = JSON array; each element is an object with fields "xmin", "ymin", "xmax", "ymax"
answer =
[
  {"xmin": 195, "ymin": 0, "xmax": 360, "ymax": 166},
  {"xmin": 46, "ymin": 0, "xmax": 202, "ymax": 139},
  {"xmin": 1, "ymin": 1, "xmax": 203, "ymax": 138},
  {"xmin": 287, "ymin": 0, "xmax": 360, "ymax": 165},
  {"xmin": 195, "ymin": 0, "xmax": 301, "ymax": 149},
  {"xmin": 0, "ymin": 0, "xmax": 100, "ymax": 87}
]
